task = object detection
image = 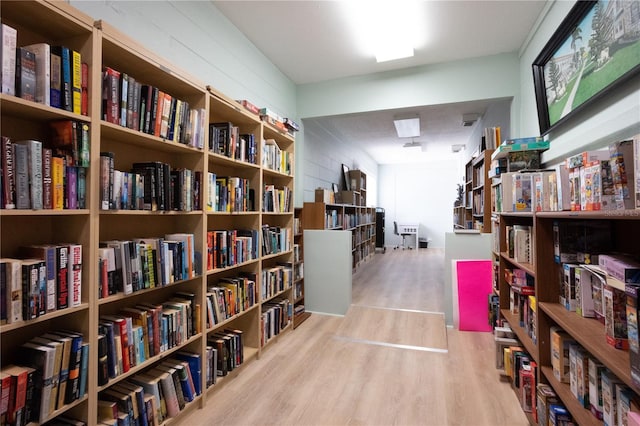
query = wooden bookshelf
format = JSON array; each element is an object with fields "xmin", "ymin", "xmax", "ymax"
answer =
[
  {"xmin": 293, "ymin": 207, "xmax": 311, "ymax": 328},
  {"xmin": 0, "ymin": 2, "xmax": 297, "ymax": 424},
  {"xmin": 301, "ymin": 201, "xmax": 376, "ymax": 272},
  {"xmin": 471, "ymin": 149, "xmax": 494, "ymax": 233},
  {"xmin": 494, "ymin": 209, "xmax": 640, "ymax": 423}
]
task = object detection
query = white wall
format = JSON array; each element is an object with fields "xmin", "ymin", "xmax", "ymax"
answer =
[
  {"xmin": 517, "ymin": 0, "xmax": 640, "ymax": 166},
  {"xmin": 301, "ymin": 120, "xmax": 378, "ymax": 205},
  {"xmin": 379, "ymin": 160, "xmax": 459, "ymax": 249},
  {"xmin": 70, "ymin": 0, "xmax": 297, "ymax": 128}
]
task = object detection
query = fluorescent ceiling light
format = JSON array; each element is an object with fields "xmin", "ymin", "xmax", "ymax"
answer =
[
  {"xmin": 394, "ymin": 117, "xmax": 420, "ymax": 138},
  {"xmin": 341, "ymin": 1, "xmax": 424, "ymax": 63}
]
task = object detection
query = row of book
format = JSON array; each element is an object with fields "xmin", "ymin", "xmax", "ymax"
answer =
[
  {"xmin": 262, "ymin": 264, "xmax": 293, "ymax": 302},
  {"xmin": 100, "ymin": 154, "xmax": 202, "ymax": 212},
  {"xmin": 263, "ymin": 184, "xmax": 291, "ymax": 213},
  {"xmin": 494, "ymin": 136, "xmax": 639, "ymax": 213},
  {"xmin": 505, "ymin": 224, "xmax": 532, "ymax": 264},
  {"xmin": 1, "ymin": 244, "xmax": 82, "ymax": 325},
  {"xmin": 206, "ymin": 173, "xmax": 254, "ymax": 213},
  {"xmin": 102, "ymin": 66, "xmax": 206, "ymax": 149},
  {"xmin": 206, "ymin": 229, "xmax": 259, "ymax": 271},
  {"xmin": 262, "ymin": 139, "xmax": 291, "ymax": 175},
  {"xmin": 1, "ymin": 126, "xmax": 89, "ymax": 210},
  {"xmin": 494, "ymin": 327, "xmax": 539, "ymax": 420},
  {"xmin": 98, "ymin": 292, "xmax": 199, "ymax": 385},
  {"xmin": 0, "ymin": 330, "xmax": 88, "ymax": 425},
  {"xmin": 206, "ymin": 275, "xmax": 257, "ymax": 328},
  {"xmin": 550, "ymin": 326, "xmax": 638, "ymax": 425},
  {"xmin": 97, "ymin": 234, "xmax": 197, "ymax": 299},
  {"xmin": 1, "ymin": 24, "xmax": 88, "ymax": 115},
  {"xmin": 261, "ymin": 299, "xmax": 291, "ymax": 347},
  {"xmin": 209, "ymin": 122, "xmax": 258, "ymax": 164},
  {"xmin": 97, "ymin": 351, "xmax": 202, "ymax": 426},
  {"xmin": 208, "ymin": 329, "xmax": 244, "ymax": 378},
  {"xmin": 261, "ymin": 225, "xmax": 292, "ymax": 257}
]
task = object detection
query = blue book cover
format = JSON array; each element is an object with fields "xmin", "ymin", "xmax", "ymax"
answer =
[
  {"xmin": 78, "ymin": 342, "xmax": 89, "ymax": 397},
  {"xmin": 99, "ymin": 321, "xmax": 118, "ymax": 378},
  {"xmin": 175, "ymin": 352, "xmax": 201, "ymax": 396},
  {"xmin": 51, "ymin": 46, "xmax": 71, "ymax": 111}
]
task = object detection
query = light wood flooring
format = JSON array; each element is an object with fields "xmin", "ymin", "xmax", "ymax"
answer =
[{"xmin": 179, "ymin": 248, "xmax": 528, "ymax": 425}]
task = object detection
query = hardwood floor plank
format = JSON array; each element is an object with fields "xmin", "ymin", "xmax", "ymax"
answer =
[{"xmin": 178, "ymin": 248, "xmax": 528, "ymax": 425}]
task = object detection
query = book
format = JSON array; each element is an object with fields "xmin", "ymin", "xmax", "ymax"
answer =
[
  {"xmin": 67, "ymin": 243, "xmax": 82, "ymax": 307},
  {"xmin": 128, "ymin": 375, "xmax": 164, "ymax": 424},
  {"xmin": 51, "ymin": 46, "xmax": 72, "ymax": 111},
  {"xmin": 81, "ymin": 62, "xmax": 88, "ymax": 115},
  {"xmin": 12, "ymin": 142, "xmax": 30, "ymax": 209},
  {"xmin": 43, "ymin": 148, "xmax": 52, "ymax": 209},
  {"xmin": 71, "ymin": 50, "xmax": 81, "ymax": 114},
  {"xmin": 97, "ymin": 334, "xmax": 109, "ymax": 387},
  {"xmin": 78, "ymin": 342, "xmax": 89, "ymax": 398},
  {"xmin": 1, "ymin": 24, "xmax": 17, "ymax": 95},
  {"xmin": 16, "ymin": 47, "xmax": 36, "ymax": 101},
  {"xmin": 22, "ymin": 245, "xmax": 57, "ymax": 313},
  {"xmin": 51, "ymin": 330, "xmax": 83, "ymax": 404},
  {"xmin": 29, "ymin": 336, "xmax": 63, "ymax": 414},
  {"xmin": 52, "ymin": 156, "xmax": 64, "ymax": 209},
  {"xmin": 50, "ymin": 50, "xmax": 62, "ymax": 108},
  {"xmin": 2, "ymin": 364, "xmax": 30, "ymax": 425},
  {"xmin": 102, "ymin": 67, "xmax": 120, "ymax": 124},
  {"xmin": 23, "ymin": 43, "xmax": 51, "ymax": 105},
  {"xmin": 1, "ymin": 136, "xmax": 15, "ymax": 209},
  {"xmin": 21, "ymin": 342, "xmax": 57, "ymax": 422},
  {"xmin": 14, "ymin": 140, "xmax": 43, "ymax": 210},
  {"xmin": 40, "ymin": 332, "xmax": 72, "ymax": 410}
]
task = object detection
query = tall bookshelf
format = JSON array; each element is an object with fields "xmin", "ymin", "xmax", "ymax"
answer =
[
  {"xmin": 0, "ymin": 1, "xmax": 296, "ymax": 424},
  {"xmin": 471, "ymin": 149, "xmax": 493, "ymax": 233},
  {"xmin": 496, "ymin": 211, "xmax": 640, "ymax": 424},
  {"xmin": 301, "ymin": 202, "xmax": 375, "ymax": 272},
  {"xmin": 293, "ymin": 207, "xmax": 310, "ymax": 328}
]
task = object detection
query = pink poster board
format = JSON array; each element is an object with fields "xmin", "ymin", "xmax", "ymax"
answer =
[{"xmin": 456, "ymin": 260, "xmax": 492, "ymax": 332}]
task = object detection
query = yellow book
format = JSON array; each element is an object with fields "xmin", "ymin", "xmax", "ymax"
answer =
[
  {"xmin": 71, "ymin": 50, "xmax": 81, "ymax": 114},
  {"xmin": 52, "ymin": 157, "xmax": 64, "ymax": 210}
]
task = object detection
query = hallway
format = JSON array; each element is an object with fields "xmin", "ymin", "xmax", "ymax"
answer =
[{"xmin": 179, "ymin": 248, "xmax": 528, "ymax": 425}]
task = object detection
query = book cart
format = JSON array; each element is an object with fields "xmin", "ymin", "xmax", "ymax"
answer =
[{"xmin": 0, "ymin": 1, "xmax": 296, "ymax": 424}]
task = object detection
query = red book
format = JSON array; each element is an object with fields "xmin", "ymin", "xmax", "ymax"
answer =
[
  {"xmin": 81, "ymin": 63, "xmax": 88, "ymax": 116},
  {"xmin": 153, "ymin": 91, "xmax": 165, "ymax": 137},
  {"xmin": 3, "ymin": 365, "xmax": 28, "ymax": 424},
  {"xmin": 56, "ymin": 245, "xmax": 69, "ymax": 309},
  {"xmin": 102, "ymin": 67, "xmax": 120, "ymax": 124},
  {"xmin": 0, "ymin": 371, "xmax": 11, "ymax": 418},
  {"xmin": 101, "ymin": 315, "xmax": 130, "ymax": 373}
]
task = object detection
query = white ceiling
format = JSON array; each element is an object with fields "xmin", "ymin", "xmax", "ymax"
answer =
[{"xmin": 213, "ymin": 0, "xmax": 548, "ymax": 164}]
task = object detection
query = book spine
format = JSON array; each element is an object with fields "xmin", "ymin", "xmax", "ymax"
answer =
[
  {"xmin": 42, "ymin": 148, "xmax": 52, "ymax": 209},
  {"xmin": 58, "ymin": 46, "xmax": 72, "ymax": 111},
  {"xmin": 50, "ymin": 51, "xmax": 62, "ymax": 108},
  {"xmin": 7, "ymin": 260, "xmax": 21, "ymax": 323},
  {"xmin": 13, "ymin": 142, "xmax": 30, "ymax": 209},
  {"xmin": 24, "ymin": 43, "xmax": 50, "ymax": 105},
  {"xmin": 65, "ymin": 337, "xmax": 82, "ymax": 403},
  {"xmin": 77, "ymin": 166, "xmax": 86, "ymax": 210},
  {"xmin": 52, "ymin": 157, "xmax": 64, "ymax": 210},
  {"xmin": 68, "ymin": 244, "xmax": 82, "ymax": 307},
  {"xmin": 1, "ymin": 136, "xmax": 15, "ymax": 209},
  {"xmin": 16, "ymin": 47, "xmax": 36, "ymax": 101},
  {"xmin": 22, "ymin": 262, "xmax": 39, "ymax": 320},
  {"xmin": 78, "ymin": 342, "xmax": 89, "ymax": 397},
  {"xmin": 71, "ymin": 50, "xmax": 82, "ymax": 114},
  {"xmin": 120, "ymin": 73, "xmax": 128, "ymax": 127},
  {"xmin": 1, "ymin": 24, "xmax": 17, "ymax": 95},
  {"xmin": 27, "ymin": 140, "xmax": 43, "ymax": 210},
  {"xmin": 81, "ymin": 62, "xmax": 88, "ymax": 116},
  {"xmin": 66, "ymin": 166, "xmax": 77, "ymax": 210},
  {"xmin": 102, "ymin": 67, "xmax": 120, "ymax": 124},
  {"xmin": 56, "ymin": 246, "xmax": 69, "ymax": 309},
  {"xmin": 43, "ymin": 246, "xmax": 57, "ymax": 313}
]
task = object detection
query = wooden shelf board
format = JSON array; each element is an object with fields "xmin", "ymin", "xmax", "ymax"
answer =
[
  {"xmin": 1, "ymin": 303, "xmax": 89, "ymax": 332},
  {"xmin": 28, "ymin": 393, "xmax": 88, "ymax": 425},
  {"xmin": 499, "ymin": 212, "xmax": 534, "ymax": 218},
  {"xmin": 500, "ymin": 309, "xmax": 538, "ymax": 362},
  {"xmin": 206, "ymin": 210, "xmax": 259, "ymax": 216},
  {"xmin": 500, "ymin": 252, "xmax": 535, "ymax": 277},
  {"xmin": 539, "ymin": 302, "xmax": 637, "ymax": 392},
  {"xmin": 262, "ymin": 211, "xmax": 293, "ymax": 216},
  {"xmin": 98, "ymin": 278, "xmax": 198, "ymax": 306},
  {"xmin": 97, "ymin": 333, "xmax": 202, "ymax": 393},
  {"xmin": 540, "ymin": 366, "xmax": 601, "ymax": 426},
  {"xmin": 206, "ymin": 258, "xmax": 259, "ymax": 275},
  {"xmin": 101, "ymin": 121, "xmax": 203, "ymax": 155},
  {"xmin": 0, "ymin": 209, "xmax": 90, "ymax": 217},
  {"xmin": 206, "ymin": 346, "xmax": 259, "ymax": 396},
  {"xmin": 261, "ymin": 287, "xmax": 293, "ymax": 304},
  {"xmin": 536, "ymin": 211, "xmax": 640, "ymax": 220},
  {"xmin": 0, "ymin": 93, "xmax": 90, "ymax": 122},
  {"xmin": 100, "ymin": 209, "xmax": 202, "ymax": 216},
  {"xmin": 262, "ymin": 167, "xmax": 292, "ymax": 179},
  {"xmin": 261, "ymin": 250, "xmax": 293, "ymax": 261}
]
